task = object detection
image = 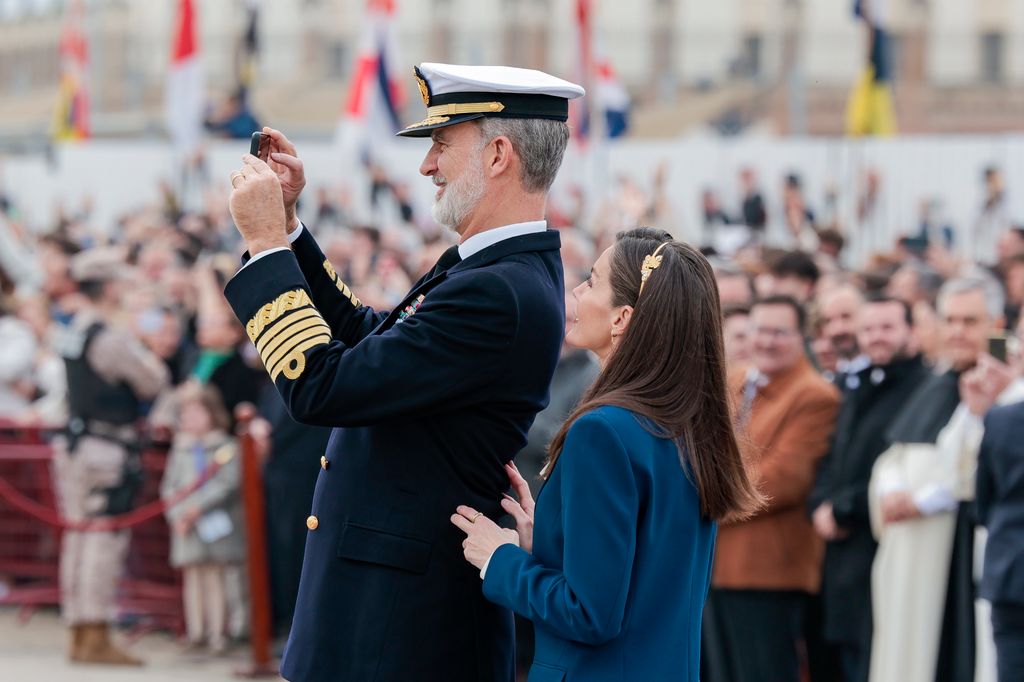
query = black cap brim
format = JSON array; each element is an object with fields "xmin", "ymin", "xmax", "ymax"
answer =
[
  {"xmin": 396, "ymin": 113, "xmax": 487, "ymax": 138},
  {"xmin": 397, "ymin": 92, "xmax": 570, "ymax": 138}
]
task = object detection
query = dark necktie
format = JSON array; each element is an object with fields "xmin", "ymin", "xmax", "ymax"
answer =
[{"xmin": 429, "ymin": 244, "xmax": 462, "ymax": 278}]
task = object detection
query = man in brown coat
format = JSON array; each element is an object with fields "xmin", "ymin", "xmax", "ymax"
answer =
[{"xmin": 703, "ymin": 295, "xmax": 841, "ymax": 682}]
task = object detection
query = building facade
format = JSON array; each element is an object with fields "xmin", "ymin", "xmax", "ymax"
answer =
[{"xmin": 0, "ymin": 0, "xmax": 1022, "ymax": 138}]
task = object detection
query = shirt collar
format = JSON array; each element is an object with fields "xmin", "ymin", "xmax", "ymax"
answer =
[
  {"xmin": 745, "ymin": 366, "xmax": 770, "ymax": 389},
  {"xmin": 837, "ymin": 355, "xmax": 871, "ymax": 375},
  {"xmin": 751, "ymin": 357, "xmax": 812, "ymax": 398},
  {"xmin": 457, "ymin": 220, "xmax": 548, "ymax": 260}
]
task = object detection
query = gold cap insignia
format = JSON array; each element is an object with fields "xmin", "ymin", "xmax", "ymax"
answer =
[
  {"xmin": 414, "ymin": 68, "xmax": 430, "ymax": 107},
  {"xmin": 403, "ymin": 115, "xmax": 451, "ymax": 130}
]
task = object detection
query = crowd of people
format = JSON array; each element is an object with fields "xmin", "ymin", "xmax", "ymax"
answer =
[{"xmin": 1, "ymin": 151, "xmax": 1023, "ymax": 681}]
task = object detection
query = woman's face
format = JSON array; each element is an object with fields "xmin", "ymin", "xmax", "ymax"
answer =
[{"xmin": 566, "ymin": 246, "xmax": 629, "ymax": 363}]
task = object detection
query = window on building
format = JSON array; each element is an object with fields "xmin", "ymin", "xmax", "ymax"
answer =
[
  {"xmin": 887, "ymin": 33, "xmax": 903, "ymax": 83},
  {"xmin": 431, "ymin": 0, "xmax": 454, "ymax": 61},
  {"xmin": 981, "ymin": 32, "xmax": 1004, "ymax": 84},
  {"xmin": 740, "ymin": 34, "xmax": 762, "ymax": 80},
  {"xmin": 327, "ymin": 41, "xmax": 347, "ymax": 80}
]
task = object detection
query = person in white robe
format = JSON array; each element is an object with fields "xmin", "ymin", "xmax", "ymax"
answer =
[{"xmin": 868, "ymin": 276, "xmax": 1019, "ymax": 682}]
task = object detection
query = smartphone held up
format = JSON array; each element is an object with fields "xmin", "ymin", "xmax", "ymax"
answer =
[
  {"xmin": 988, "ymin": 333, "xmax": 1008, "ymax": 364},
  {"xmin": 250, "ymin": 131, "xmax": 269, "ymax": 161}
]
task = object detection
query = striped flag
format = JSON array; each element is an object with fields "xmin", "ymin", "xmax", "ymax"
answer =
[
  {"xmin": 165, "ymin": 0, "xmax": 205, "ymax": 154},
  {"xmin": 571, "ymin": 0, "xmax": 629, "ymax": 144},
  {"xmin": 569, "ymin": 0, "xmax": 593, "ymax": 143},
  {"xmin": 846, "ymin": 0, "xmax": 896, "ymax": 136},
  {"xmin": 337, "ymin": 0, "xmax": 407, "ymax": 166},
  {"xmin": 52, "ymin": 0, "xmax": 90, "ymax": 141},
  {"xmin": 595, "ymin": 60, "xmax": 630, "ymax": 138}
]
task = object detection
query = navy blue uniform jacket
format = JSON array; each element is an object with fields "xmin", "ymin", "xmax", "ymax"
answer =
[
  {"xmin": 976, "ymin": 400, "xmax": 1024, "ymax": 607},
  {"xmin": 483, "ymin": 406, "xmax": 716, "ymax": 681},
  {"xmin": 224, "ymin": 226, "xmax": 565, "ymax": 681}
]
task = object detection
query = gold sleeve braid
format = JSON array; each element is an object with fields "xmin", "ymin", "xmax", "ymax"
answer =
[
  {"xmin": 322, "ymin": 260, "xmax": 362, "ymax": 308},
  {"xmin": 246, "ymin": 289, "xmax": 332, "ymax": 381}
]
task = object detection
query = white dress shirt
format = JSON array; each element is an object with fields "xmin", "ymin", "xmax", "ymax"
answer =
[
  {"xmin": 456, "ymin": 220, "xmax": 547, "ymax": 260},
  {"xmin": 240, "ymin": 220, "xmax": 305, "ymax": 270}
]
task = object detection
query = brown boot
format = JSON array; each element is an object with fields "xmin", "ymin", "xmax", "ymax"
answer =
[
  {"xmin": 68, "ymin": 624, "xmax": 84, "ymax": 661},
  {"xmin": 76, "ymin": 623, "xmax": 143, "ymax": 666}
]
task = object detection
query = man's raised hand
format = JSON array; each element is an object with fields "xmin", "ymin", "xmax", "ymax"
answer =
[
  {"xmin": 228, "ymin": 154, "xmax": 288, "ymax": 255},
  {"xmin": 262, "ymin": 126, "xmax": 306, "ymax": 228}
]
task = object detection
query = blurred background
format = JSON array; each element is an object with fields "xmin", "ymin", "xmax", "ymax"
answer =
[
  {"xmin": 0, "ymin": 0, "xmax": 1021, "ymax": 249},
  {"xmin": 2, "ymin": 1, "xmax": 1024, "ymax": 681}
]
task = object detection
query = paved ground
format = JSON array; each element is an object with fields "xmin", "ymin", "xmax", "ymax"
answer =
[{"xmin": 0, "ymin": 608, "xmax": 285, "ymax": 681}]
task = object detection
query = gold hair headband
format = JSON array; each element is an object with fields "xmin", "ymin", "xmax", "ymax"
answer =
[{"xmin": 638, "ymin": 242, "xmax": 669, "ymax": 296}]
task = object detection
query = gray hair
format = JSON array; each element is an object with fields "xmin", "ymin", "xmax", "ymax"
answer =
[
  {"xmin": 477, "ymin": 118, "xmax": 570, "ymax": 193},
  {"xmin": 937, "ymin": 273, "xmax": 1005, "ymax": 320},
  {"xmin": 897, "ymin": 261, "xmax": 944, "ymax": 300}
]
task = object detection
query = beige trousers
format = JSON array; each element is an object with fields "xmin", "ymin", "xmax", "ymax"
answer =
[
  {"xmin": 183, "ymin": 563, "xmax": 228, "ymax": 649},
  {"xmin": 52, "ymin": 436, "xmax": 131, "ymax": 625}
]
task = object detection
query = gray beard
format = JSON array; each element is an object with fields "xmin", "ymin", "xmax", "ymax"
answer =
[{"xmin": 431, "ymin": 165, "xmax": 485, "ymax": 231}]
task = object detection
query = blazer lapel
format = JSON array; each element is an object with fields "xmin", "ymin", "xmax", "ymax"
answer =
[
  {"xmin": 373, "ymin": 230, "xmax": 560, "ymax": 335},
  {"xmin": 447, "ymin": 230, "xmax": 561, "ymax": 275},
  {"xmin": 373, "ymin": 272, "xmax": 449, "ymax": 335}
]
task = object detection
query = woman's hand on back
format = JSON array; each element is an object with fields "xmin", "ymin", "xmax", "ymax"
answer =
[
  {"xmin": 501, "ymin": 462, "xmax": 536, "ymax": 554},
  {"xmin": 451, "ymin": 506, "xmax": 519, "ymax": 570}
]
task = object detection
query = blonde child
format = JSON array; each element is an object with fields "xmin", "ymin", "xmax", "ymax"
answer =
[{"xmin": 160, "ymin": 383, "xmax": 245, "ymax": 654}]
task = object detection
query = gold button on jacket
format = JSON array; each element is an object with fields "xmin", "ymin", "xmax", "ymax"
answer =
[
  {"xmin": 306, "ymin": 515, "xmax": 319, "ymax": 530},
  {"xmin": 320, "ymin": 455, "xmax": 329, "ymax": 470}
]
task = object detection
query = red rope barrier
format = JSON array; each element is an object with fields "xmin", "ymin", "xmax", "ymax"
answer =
[{"xmin": 0, "ymin": 458, "xmax": 225, "ymax": 532}]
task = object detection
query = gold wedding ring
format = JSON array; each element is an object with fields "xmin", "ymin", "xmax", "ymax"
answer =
[
  {"xmin": 470, "ymin": 512, "xmax": 483, "ymax": 523},
  {"xmin": 230, "ymin": 171, "xmax": 244, "ymax": 188}
]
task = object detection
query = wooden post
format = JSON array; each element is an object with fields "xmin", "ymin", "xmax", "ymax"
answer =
[{"xmin": 234, "ymin": 403, "xmax": 277, "ymax": 678}]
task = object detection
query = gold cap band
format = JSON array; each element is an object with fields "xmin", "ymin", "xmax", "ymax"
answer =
[{"xmin": 426, "ymin": 101, "xmax": 506, "ymax": 117}]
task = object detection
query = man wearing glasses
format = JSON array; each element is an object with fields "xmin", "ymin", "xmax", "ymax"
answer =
[{"xmin": 703, "ymin": 295, "xmax": 841, "ymax": 682}]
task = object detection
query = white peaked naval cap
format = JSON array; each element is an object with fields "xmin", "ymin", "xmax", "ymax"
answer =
[{"xmin": 398, "ymin": 62, "xmax": 586, "ymax": 138}]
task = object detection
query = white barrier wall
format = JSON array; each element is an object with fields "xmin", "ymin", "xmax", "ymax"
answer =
[{"xmin": 2, "ymin": 134, "xmax": 1023, "ymax": 265}]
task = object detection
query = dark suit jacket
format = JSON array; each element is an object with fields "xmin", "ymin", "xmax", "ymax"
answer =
[
  {"xmin": 258, "ymin": 387, "xmax": 332, "ymax": 632},
  {"xmin": 516, "ymin": 349, "xmax": 599, "ymax": 498},
  {"xmin": 810, "ymin": 355, "xmax": 929, "ymax": 643},
  {"xmin": 224, "ymin": 227, "xmax": 565, "ymax": 682},
  {"xmin": 977, "ymin": 400, "xmax": 1024, "ymax": 607},
  {"xmin": 484, "ymin": 406, "xmax": 715, "ymax": 682}
]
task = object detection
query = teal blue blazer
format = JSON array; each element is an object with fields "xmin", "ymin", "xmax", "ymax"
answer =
[{"xmin": 484, "ymin": 406, "xmax": 716, "ymax": 681}]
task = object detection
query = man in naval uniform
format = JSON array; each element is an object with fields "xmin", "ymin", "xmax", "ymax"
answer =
[{"xmin": 222, "ymin": 63, "xmax": 584, "ymax": 681}]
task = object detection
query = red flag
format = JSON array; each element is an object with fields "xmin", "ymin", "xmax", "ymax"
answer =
[{"xmin": 165, "ymin": 0, "xmax": 205, "ymax": 154}]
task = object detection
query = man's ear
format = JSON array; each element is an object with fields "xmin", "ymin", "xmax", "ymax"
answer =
[
  {"xmin": 611, "ymin": 305, "xmax": 634, "ymax": 339},
  {"xmin": 484, "ymin": 135, "xmax": 514, "ymax": 179}
]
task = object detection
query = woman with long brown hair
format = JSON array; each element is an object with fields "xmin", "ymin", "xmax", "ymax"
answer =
[{"xmin": 452, "ymin": 227, "xmax": 760, "ymax": 681}]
